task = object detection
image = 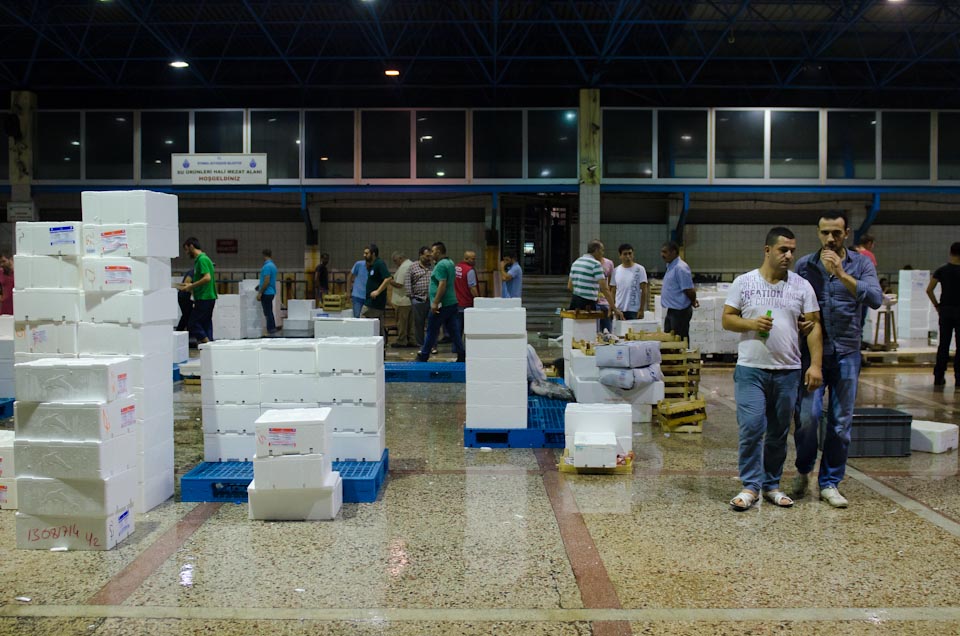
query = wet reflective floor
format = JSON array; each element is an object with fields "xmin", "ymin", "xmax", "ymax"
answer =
[{"xmin": 2, "ymin": 346, "xmax": 959, "ymax": 635}]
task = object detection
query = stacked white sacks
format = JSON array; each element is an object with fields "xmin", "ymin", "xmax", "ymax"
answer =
[
  {"xmin": 564, "ymin": 403, "xmax": 633, "ymax": 468},
  {"xmin": 13, "ymin": 357, "xmax": 137, "ymax": 550},
  {"xmin": 313, "ymin": 317, "xmax": 379, "ymax": 338},
  {"xmin": 247, "ymin": 407, "xmax": 342, "ymax": 520},
  {"xmin": 284, "ymin": 299, "xmax": 316, "ymax": 332},
  {"xmin": 464, "ymin": 307, "xmax": 528, "ymax": 429},
  {"xmin": 0, "ymin": 430, "xmax": 14, "ymax": 509},
  {"xmin": 897, "ymin": 270, "xmax": 934, "ymax": 345}
]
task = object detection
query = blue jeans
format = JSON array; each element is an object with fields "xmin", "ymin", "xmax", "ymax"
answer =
[
  {"xmin": 351, "ymin": 296, "xmax": 365, "ymax": 318},
  {"xmin": 795, "ymin": 351, "xmax": 861, "ymax": 488},
  {"xmin": 598, "ymin": 306, "xmax": 613, "ymax": 334},
  {"xmin": 734, "ymin": 365, "xmax": 801, "ymax": 493},
  {"xmin": 260, "ymin": 294, "xmax": 276, "ymax": 333},
  {"xmin": 189, "ymin": 299, "xmax": 216, "ymax": 342},
  {"xmin": 419, "ymin": 305, "xmax": 464, "ymax": 360}
]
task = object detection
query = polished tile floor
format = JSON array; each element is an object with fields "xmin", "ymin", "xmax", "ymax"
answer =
[{"xmin": 2, "ymin": 344, "xmax": 959, "ymax": 635}]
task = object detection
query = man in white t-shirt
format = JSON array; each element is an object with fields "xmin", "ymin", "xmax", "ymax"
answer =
[
  {"xmin": 722, "ymin": 226, "xmax": 823, "ymax": 512},
  {"xmin": 612, "ymin": 243, "xmax": 649, "ymax": 320}
]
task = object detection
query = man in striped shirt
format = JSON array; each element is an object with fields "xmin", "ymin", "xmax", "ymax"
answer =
[{"xmin": 567, "ymin": 240, "xmax": 623, "ymax": 319}]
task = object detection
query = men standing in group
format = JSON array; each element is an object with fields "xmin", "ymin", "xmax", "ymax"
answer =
[
  {"xmin": 722, "ymin": 227, "xmax": 822, "ymax": 512},
  {"xmin": 660, "ymin": 241, "xmax": 698, "ymax": 342},
  {"xmin": 792, "ymin": 213, "xmax": 882, "ymax": 508},
  {"xmin": 256, "ymin": 248, "xmax": 279, "ymax": 335},
  {"xmin": 407, "ymin": 246, "xmax": 433, "ymax": 350},
  {"xmin": 0, "ymin": 252, "xmax": 14, "ymax": 315},
  {"xmin": 500, "ymin": 253, "xmax": 522, "ymax": 299},
  {"xmin": 926, "ymin": 242, "xmax": 960, "ymax": 389},
  {"xmin": 568, "ymin": 240, "xmax": 623, "ymax": 320},
  {"xmin": 178, "ymin": 237, "xmax": 217, "ymax": 345},
  {"xmin": 348, "ymin": 254, "xmax": 368, "ymax": 318},
  {"xmin": 596, "ymin": 253, "xmax": 615, "ymax": 333},
  {"xmin": 416, "ymin": 242, "xmax": 465, "ymax": 363},
  {"xmin": 613, "ymin": 243, "xmax": 649, "ymax": 320},
  {"xmin": 390, "ymin": 251, "xmax": 416, "ymax": 348},
  {"xmin": 362, "ymin": 243, "xmax": 393, "ymax": 340},
  {"xmin": 313, "ymin": 252, "xmax": 330, "ymax": 305},
  {"xmin": 455, "ymin": 250, "xmax": 480, "ymax": 336}
]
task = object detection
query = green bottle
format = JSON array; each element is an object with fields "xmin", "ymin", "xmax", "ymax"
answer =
[{"xmin": 758, "ymin": 309, "xmax": 772, "ymax": 339}]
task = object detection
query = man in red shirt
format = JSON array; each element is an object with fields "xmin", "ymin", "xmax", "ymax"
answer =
[
  {"xmin": 0, "ymin": 253, "xmax": 14, "ymax": 315},
  {"xmin": 454, "ymin": 250, "xmax": 479, "ymax": 338}
]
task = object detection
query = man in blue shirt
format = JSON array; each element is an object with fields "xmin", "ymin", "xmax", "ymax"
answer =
[
  {"xmin": 500, "ymin": 254, "xmax": 523, "ymax": 299},
  {"xmin": 792, "ymin": 212, "xmax": 882, "ymax": 508},
  {"xmin": 660, "ymin": 241, "xmax": 698, "ymax": 341},
  {"xmin": 256, "ymin": 249, "xmax": 279, "ymax": 334},
  {"xmin": 348, "ymin": 256, "xmax": 369, "ymax": 318}
]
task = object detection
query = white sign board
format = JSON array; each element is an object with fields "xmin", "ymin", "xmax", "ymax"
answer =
[
  {"xmin": 171, "ymin": 154, "xmax": 268, "ymax": 185},
  {"xmin": 6, "ymin": 201, "xmax": 36, "ymax": 222}
]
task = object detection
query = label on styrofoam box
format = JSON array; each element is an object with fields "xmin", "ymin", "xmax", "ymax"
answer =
[
  {"xmin": 15, "ymin": 357, "xmax": 131, "ymax": 402},
  {"xmin": 81, "ymin": 256, "xmax": 172, "ymax": 292},
  {"xmin": 253, "ymin": 453, "xmax": 330, "ymax": 490},
  {"xmin": 259, "ymin": 374, "xmax": 321, "ymax": 404},
  {"xmin": 330, "ymin": 428, "xmax": 385, "ymax": 462},
  {"xmin": 14, "ymin": 321, "xmax": 78, "ymax": 355},
  {"xmin": 573, "ymin": 431, "xmax": 618, "ymax": 468},
  {"xmin": 202, "ymin": 404, "xmax": 262, "ymax": 434},
  {"xmin": 81, "ymin": 190, "xmax": 178, "ymax": 227},
  {"xmin": 203, "ymin": 432, "xmax": 255, "ymax": 462},
  {"xmin": 201, "ymin": 375, "xmax": 261, "ymax": 406},
  {"xmin": 14, "ymin": 433, "xmax": 137, "ymax": 480},
  {"xmin": 16, "ymin": 222, "xmax": 83, "ymax": 256},
  {"xmin": 86, "ymin": 352, "xmax": 170, "ymax": 389},
  {"xmin": 260, "ymin": 340, "xmax": 320, "ymax": 374},
  {"xmin": 474, "ymin": 297, "xmax": 522, "ymax": 309},
  {"xmin": 464, "ymin": 335, "xmax": 527, "ymax": 360},
  {"xmin": 286, "ymin": 299, "xmax": 315, "ymax": 321},
  {"xmin": 78, "ymin": 323, "xmax": 172, "ymax": 357},
  {"xmin": 0, "ymin": 478, "xmax": 17, "ymax": 509},
  {"xmin": 82, "ymin": 224, "xmax": 179, "ymax": 258},
  {"xmin": 466, "ymin": 358, "xmax": 526, "ymax": 385},
  {"xmin": 313, "ymin": 318, "xmax": 380, "ymax": 338},
  {"xmin": 255, "ymin": 407, "xmax": 332, "ymax": 456},
  {"xmin": 315, "ymin": 336, "xmax": 384, "ymax": 375},
  {"xmin": 14, "ymin": 254, "xmax": 82, "ymax": 288},
  {"xmin": 564, "ymin": 403, "xmax": 632, "ymax": 447},
  {"xmin": 139, "ymin": 437, "xmax": 174, "ymax": 481},
  {"xmin": 16, "ymin": 504, "xmax": 134, "ymax": 550},
  {"xmin": 466, "ymin": 381, "xmax": 527, "ymax": 408},
  {"xmin": 200, "ymin": 340, "xmax": 261, "ymax": 376},
  {"xmin": 83, "ymin": 288, "xmax": 178, "ymax": 325},
  {"xmin": 15, "ymin": 396, "xmax": 137, "ymax": 443},
  {"xmin": 136, "ymin": 408, "xmax": 174, "ymax": 451},
  {"xmin": 463, "ymin": 307, "xmax": 527, "ymax": 336},
  {"xmin": 136, "ymin": 468, "xmax": 174, "ymax": 513},
  {"xmin": 315, "ymin": 372, "xmax": 383, "ymax": 404},
  {"xmin": 247, "ymin": 473, "xmax": 342, "ymax": 521},
  {"xmin": 17, "ymin": 468, "xmax": 138, "ymax": 517},
  {"xmin": 320, "ymin": 401, "xmax": 384, "ymax": 433},
  {"xmin": 569, "ymin": 349, "xmax": 599, "ymax": 379},
  {"xmin": 14, "ymin": 289, "xmax": 85, "ymax": 323},
  {"xmin": 465, "ymin": 404, "xmax": 527, "ymax": 429}
]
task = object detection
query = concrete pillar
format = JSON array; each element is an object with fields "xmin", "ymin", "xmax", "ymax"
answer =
[
  {"xmin": 579, "ymin": 184, "xmax": 600, "ymax": 256},
  {"xmin": 577, "ymin": 88, "xmax": 601, "ymax": 256},
  {"xmin": 667, "ymin": 197, "xmax": 684, "ymax": 256}
]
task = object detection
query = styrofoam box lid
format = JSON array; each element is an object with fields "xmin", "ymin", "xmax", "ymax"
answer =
[
  {"xmin": 574, "ymin": 430, "xmax": 617, "ymax": 445},
  {"xmin": 566, "ymin": 403, "xmax": 631, "ymax": 416},
  {"xmin": 316, "ymin": 336, "xmax": 384, "ymax": 346},
  {"xmin": 17, "ymin": 356, "xmax": 130, "ymax": 369},
  {"xmin": 260, "ymin": 339, "xmax": 319, "ymax": 351},
  {"xmin": 253, "ymin": 452, "xmax": 326, "ymax": 465},
  {"xmin": 199, "ymin": 340, "xmax": 261, "ymax": 351},
  {"xmin": 255, "ymin": 407, "xmax": 332, "ymax": 425},
  {"xmin": 912, "ymin": 420, "xmax": 959, "ymax": 433}
]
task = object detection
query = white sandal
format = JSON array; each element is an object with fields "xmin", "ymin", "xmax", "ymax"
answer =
[
  {"xmin": 729, "ymin": 490, "xmax": 758, "ymax": 512},
  {"xmin": 762, "ymin": 490, "xmax": 794, "ymax": 508}
]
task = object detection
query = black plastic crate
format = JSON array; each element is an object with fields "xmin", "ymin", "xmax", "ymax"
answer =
[{"xmin": 849, "ymin": 407, "xmax": 912, "ymax": 457}]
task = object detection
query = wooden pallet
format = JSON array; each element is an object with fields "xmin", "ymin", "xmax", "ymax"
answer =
[
  {"xmin": 656, "ymin": 397, "xmax": 707, "ymax": 433},
  {"xmin": 571, "ymin": 339, "xmax": 597, "ymax": 355},
  {"xmin": 560, "ymin": 309, "xmax": 606, "ymax": 320},
  {"xmin": 625, "ymin": 329, "xmax": 685, "ymax": 344}
]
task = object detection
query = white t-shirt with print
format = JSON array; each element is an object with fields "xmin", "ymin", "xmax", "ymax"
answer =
[
  {"xmin": 613, "ymin": 264, "xmax": 648, "ymax": 312},
  {"xmin": 725, "ymin": 269, "xmax": 819, "ymax": 370}
]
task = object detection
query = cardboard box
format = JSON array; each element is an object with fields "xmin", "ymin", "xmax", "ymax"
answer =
[
  {"xmin": 14, "ymin": 433, "xmax": 138, "ymax": 480},
  {"xmin": 260, "ymin": 340, "xmax": 320, "ymax": 375},
  {"xmin": 16, "ymin": 505, "xmax": 134, "ymax": 550},
  {"xmin": 464, "ymin": 335, "xmax": 527, "ymax": 360},
  {"xmin": 14, "ymin": 254, "xmax": 82, "ymax": 288},
  {"xmin": 15, "ymin": 397, "xmax": 137, "ymax": 442},
  {"xmin": 81, "ymin": 256, "xmax": 172, "ymax": 293},
  {"xmin": 255, "ymin": 408, "xmax": 332, "ymax": 456},
  {"xmin": 259, "ymin": 374, "xmax": 321, "ymax": 404},
  {"xmin": 463, "ymin": 307, "xmax": 527, "ymax": 336},
  {"xmin": 15, "ymin": 222, "xmax": 84, "ymax": 256},
  {"xmin": 78, "ymin": 323, "xmax": 172, "ymax": 357},
  {"xmin": 317, "ymin": 401, "xmax": 384, "ymax": 433},
  {"xmin": 200, "ymin": 375, "xmax": 261, "ymax": 406},
  {"xmin": 14, "ymin": 321, "xmax": 79, "ymax": 355},
  {"xmin": 203, "ymin": 432, "xmax": 255, "ymax": 462},
  {"xmin": 17, "ymin": 468, "xmax": 137, "ymax": 517},
  {"xmin": 315, "ymin": 336, "xmax": 384, "ymax": 375},
  {"xmin": 247, "ymin": 472, "xmax": 341, "ymax": 521},
  {"xmin": 201, "ymin": 404, "xmax": 262, "ymax": 434},
  {"xmin": 15, "ymin": 357, "xmax": 131, "ymax": 402},
  {"xmin": 200, "ymin": 341, "xmax": 261, "ymax": 376},
  {"xmin": 82, "ymin": 224, "xmax": 179, "ymax": 258},
  {"xmin": 573, "ymin": 431, "xmax": 618, "ymax": 468},
  {"xmin": 81, "ymin": 190, "xmax": 178, "ymax": 227},
  {"xmin": 83, "ymin": 288, "xmax": 178, "ymax": 325},
  {"xmin": 465, "ymin": 357, "xmax": 526, "ymax": 385},
  {"xmin": 330, "ymin": 427, "xmax": 385, "ymax": 462},
  {"xmin": 253, "ymin": 453, "xmax": 330, "ymax": 489},
  {"xmin": 911, "ymin": 420, "xmax": 959, "ymax": 454},
  {"xmin": 464, "ymin": 404, "xmax": 527, "ymax": 429},
  {"xmin": 13, "ymin": 289, "xmax": 85, "ymax": 322},
  {"xmin": 315, "ymin": 372, "xmax": 384, "ymax": 404},
  {"xmin": 313, "ymin": 318, "xmax": 380, "ymax": 338}
]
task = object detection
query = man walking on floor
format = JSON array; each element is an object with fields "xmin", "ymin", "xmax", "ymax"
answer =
[
  {"xmin": 455, "ymin": 250, "xmax": 480, "ymax": 337},
  {"xmin": 660, "ymin": 241, "xmax": 698, "ymax": 341},
  {"xmin": 722, "ymin": 227, "xmax": 822, "ymax": 511},
  {"xmin": 348, "ymin": 254, "xmax": 368, "ymax": 319},
  {"xmin": 362, "ymin": 243, "xmax": 393, "ymax": 340},
  {"xmin": 416, "ymin": 242, "xmax": 465, "ymax": 363},
  {"xmin": 256, "ymin": 249, "xmax": 279, "ymax": 335},
  {"xmin": 926, "ymin": 242, "xmax": 960, "ymax": 390},
  {"xmin": 178, "ymin": 237, "xmax": 217, "ymax": 345},
  {"xmin": 407, "ymin": 246, "xmax": 433, "ymax": 350}
]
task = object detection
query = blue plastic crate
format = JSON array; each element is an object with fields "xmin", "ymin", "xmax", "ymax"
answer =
[
  {"xmin": 528, "ymin": 395, "xmax": 566, "ymax": 429},
  {"xmin": 385, "ymin": 361, "xmax": 464, "ymax": 383},
  {"xmin": 333, "ymin": 449, "xmax": 389, "ymax": 503},
  {"xmin": 0, "ymin": 398, "xmax": 13, "ymax": 420},
  {"xmin": 464, "ymin": 394, "xmax": 569, "ymax": 449}
]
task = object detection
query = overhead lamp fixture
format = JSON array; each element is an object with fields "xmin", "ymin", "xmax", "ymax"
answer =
[
  {"xmin": 870, "ymin": 120, "xmax": 877, "ymax": 125},
  {"xmin": 295, "ymin": 139, "xmax": 301, "ymax": 144},
  {"xmin": 784, "ymin": 157, "xmax": 793, "ymax": 162},
  {"xmin": 115, "ymin": 116, "xmax": 126, "ymax": 122},
  {"xmin": 384, "ymin": 69, "xmax": 400, "ymax": 76},
  {"xmin": 164, "ymin": 139, "xmax": 173, "ymax": 145},
  {"xmin": 433, "ymin": 154, "xmax": 442, "ymax": 158},
  {"xmin": 417, "ymin": 116, "xmax": 427, "ymax": 122},
  {"xmin": 564, "ymin": 111, "xmax": 577, "ymax": 122},
  {"xmin": 169, "ymin": 60, "xmax": 189, "ymax": 68},
  {"xmin": 70, "ymin": 140, "xmax": 80, "ymax": 146},
  {"xmin": 419, "ymin": 135, "xmax": 432, "ymax": 141},
  {"xmin": 320, "ymin": 157, "xmax": 329, "ymax": 161},
  {"xmin": 680, "ymin": 134, "xmax": 692, "ymax": 141},
  {"xmin": 540, "ymin": 169, "xmax": 551, "ymax": 177},
  {"xmin": 154, "ymin": 160, "xmax": 162, "ymax": 164},
  {"xmin": 63, "ymin": 157, "xmax": 71, "ymax": 161},
  {"xmin": 436, "ymin": 171, "xmax": 445, "ymax": 177},
  {"xmin": 268, "ymin": 117, "xmax": 277, "ymax": 123}
]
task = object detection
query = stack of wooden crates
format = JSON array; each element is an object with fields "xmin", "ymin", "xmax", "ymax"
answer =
[{"xmin": 625, "ymin": 329, "xmax": 705, "ymax": 433}]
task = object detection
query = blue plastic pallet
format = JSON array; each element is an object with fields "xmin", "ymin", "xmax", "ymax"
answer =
[
  {"xmin": 0, "ymin": 397, "xmax": 13, "ymax": 419},
  {"xmin": 173, "ymin": 363, "xmax": 182, "ymax": 382},
  {"xmin": 180, "ymin": 449, "xmax": 390, "ymax": 504},
  {"xmin": 463, "ymin": 395, "xmax": 568, "ymax": 448},
  {"xmin": 385, "ymin": 361, "xmax": 464, "ymax": 383}
]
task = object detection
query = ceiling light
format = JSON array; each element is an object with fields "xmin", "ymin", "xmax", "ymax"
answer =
[
  {"xmin": 268, "ymin": 117, "xmax": 277, "ymax": 123},
  {"xmin": 384, "ymin": 69, "xmax": 400, "ymax": 76},
  {"xmin": 164, "ymin": 139, "xmax": 173, "ymax": 145},
  {"xmin": 643, "ymin": 168, "xmax": 653, "ymax": 175},
  {"xmin": 433, "ymin": 154, "xmax": 442, "ymax": 158},
  {"xmin": 154, "ymin": 160, "xmax": 162, "ymax": 164},
  {"xmin": 63, "ymin": 157, "xmax": 71, "ymax": 161},
  {"xmin": 436, "ymin": 171, "xmax": 445, "ymax": 177},
  {"xmin": 115, "ymin": 116, "xmax": 126, "ymax": 122},
  {"xmin": 870, "ymin": 120, "xmax": 877, "ymax": 125},
  {"xmin": 681, "ymin": 134, "xmax": 692, "ymax": 141},
  {"xmin": 169, "ymin": 60, "xmax": 189, "ymax": 68},
  {"xmin": 784, "ymin": 157, "xmax": 793, "ymax": 162},
  {"xmin": 540, "ymin": 169, "xmax": 551, "ymax": 177},
  {"xmin": 70, "ymin": 140, "xmax": 80, "ymax": 146},
  {"xmin": 419, "ymin": 135, "xmax": 432, "ymax": 141},
  {"xmin": 564, "ymin": 111, "xmax": 576, "ymax": 122},
  {"xmin": 295, "ymin": 139, "xmax": 301, "ymax": 144},
  {"xmin": 417, "ymin": 117, "xmax": 427, "ymax": 122},
  {"xmin": 320, "ymin": 157, "xmax": 329, "ymax": 161}
]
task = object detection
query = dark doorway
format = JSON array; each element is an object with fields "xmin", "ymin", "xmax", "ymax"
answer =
[{"xmin": 501, "ymin": 196, "xmax": 574, "ymax": 275}]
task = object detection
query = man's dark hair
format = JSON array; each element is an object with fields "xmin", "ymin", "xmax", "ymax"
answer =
[
  {"xmin": 0, "ymin": 251, "xmax": 10, "ymax": 259},
  {"xmin": 367, "ymin": 243, "xmax": 379, "ymax": 257},
  {"xmin": 502, "ymin": 252, "xmax": 516, "ymax": 260},
  {"xmin": 321, "ymin": 252, "xmax": 329, "ymax": 259},
  {"xmin": 951, "ymin": 242, "xmax": 960, "ymax": 256},
  {"xmin": 662, "ymin": 241, "xmax": 679, "ymax": 253},
  {"xmin": 857, "ymin": 234, "xmax": 874, "ymax": 246},
  {"xmin": 819, "ymin": 210, "xmax": 849, "ymax": 229},
  {"xmin": 183, "ymin": 237, "xmax": 201, "ymax": 250},
  {"xmin": 262, "ymin": 248, "xmax": 272, "ymax": 257},
  {"xmin": 432, "ymin": 241, "xmax": 447, "ymax": 255},
  {"xmin": 418, "ymin": 245, "xmax": 431, "ymax": 256},
  {"xmin": 587, "ymin": 239, "xmax": 604, "ymax": 255},
  {"xmin": 765, "ymin": 226, "xmax": 795, "ymax": 247},
  {"xmin": 618, "ymin": 243, "xmax": 633, "ymax": 254}
]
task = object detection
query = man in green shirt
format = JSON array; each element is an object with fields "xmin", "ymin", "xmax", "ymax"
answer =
[
  {"xmin": 416, "ymin": 241, "xmax": 464, "ymax": 362},
  {"xmin": 177, "ymin": 237, "xmax": 217, "ymax": 344},
  {"xmin": 361, "ymin": 243, "xmax": 393, "ymax": 340}
]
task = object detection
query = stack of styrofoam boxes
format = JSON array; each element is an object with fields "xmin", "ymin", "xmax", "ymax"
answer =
[
  {"xmin": 173, "ymin": 331, "xmax": 189, "ymax": 365},
  {"xmin": 474, "ymin": 297, "xmax": 522, "ymax": 309},
  {"xmin": 564, "ymin": 403, "xmax": 632, "ymax": 468},
  {"xmin": 13, "ymin": 357, "xmax": 137, "ymax": 550},
  {"xmin": 0, "ymin": 316, "xmax": 14, "ymax": 397},
  {"xmin": 569, "ymin": 341, "xmax": 664, "ymax": 423},
  {"xmin": 313, "ymin": 317, "xmax": 379, "ymax": 338},
  {"xmin": 685, "ymin": 291, "xmax": 737, "ymax": 355},
  {"xmin": 284, "ymin": 299, "xmax": 315, "ymax": 332},
  {"xmin": 79, "ymin": 190, "xmax": 178, "ymax": 513},
  {"xmin": 562, "ymin": 317, "xmax": 598, "ymax": 387},
  {"xmin": 248, "ymin": 407, "xmax": 342, "ymax": 520},
  {"xmin": 897, "ymin": 270, "xmax": 933, "ymax": 347},
  {"xmin": 200, "ymin": 340, "xmax": 262, "ymax": 461},
  {"xmin": 612, "ymin": 318, "xmax": 659, "ymax": 338},
  {"xmin": 0, "ymin": 430, "xmax": 15, "ymax": 509},
  {"xmin": 212, "ymin": 295, "xmax": 245, "ymax": 340},
  {"xmin": 464, "ymin": 307, "xmax": 528, "ymax": 429},
  {"xmin": 238, "ymin": 279, "xmax": 282, "ymax": 338}
]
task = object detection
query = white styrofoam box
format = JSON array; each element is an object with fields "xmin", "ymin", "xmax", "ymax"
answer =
[
  {"xmin": 202, "ymin": 404, "xmax": 262, "ymax": 434},
  {"xmin": 17, "ymin": 468, "xmax": 137, "ymax": 517},
  {"xmin": 568, "ymin": 349, "xmax": 599, "ymax": 379},
  {"xmin": 0, "ymin": 478, "xmax": 17, "ymax": 509},
  {"xmin": 255, "ymin": 407, "xmax": 332, "ymax": 457},
  {"xmin": 81, "ymin": 256, "xmax": 172, "ymax": 293},
  {"xmin": 654, "ymin": 295, "xmax": 663, "ymax": 322},
  {"xmin": 139, "ymin": 436, "xmax": 174, "ymax": 481},
  {"xmin": 13, "ymin": 288, "xmax": 85, "ymax": 322},
  {"xmin": 564, "ymin": 403, "xmax": 632, "ymax": 452},
  {"xmin": 83, "ymin": 288, "xmax": 178, "ymax": 325},
  {"xmin": 463, "ymin": 307, "xmax": 527, "ymax": 336},
  {"xmin": 315, "ymin": 371, "xmax": 384, "ymax": 404},
  {"xmin": 15, "ymin": 397, "xmax": 137, "ymax": 442},
  {"xmin": 200, "ymin": 375, "xmax": 261, "ymax": 405},
  {"xmin": 320, "ymin": 401, "xmax": 384, "ymax": 433},
  {"xmin": 465, "ymin": 404, "xmax": 527, "ymax": 429},
  {"xmin": 203, "ymin": 432, "xmax": 255, "ymax": 462},
  {"xmin": 14, "ymin": 321, "xmax": 78, "ymax": 355},
  {"xmin": 570, "ymin": 374, "xmax": 663, "ymax": 422},
  {"xmin": 0, "ymin": 315, "xmax": 13, "ymax": 339},
  {"xmin": 260, "ymin": 374, "xmax": 321, "ymax": 404},
  {"xmin": 81, "ymin": 190, "xmax": 178, "ymax": 226},
  {"xmin": 82, "ymin": 224, "xmax": 179, "ymax": 258},
  {"xmin": 16, "ymin": 504, "xmax": 134, "ymax": 550},
  {"xmin": 210, "ymin": 316, "xmax": 243, "ymax": 341},
  {"xmin": 474, "ymin": 297, "xmax": 522, "ymax": 308},
  {"xmin": 313, "ymin": 317, "xmax": 380, "ymax": 338},
  {"xmin": 137, "ymin": 409, "xmax": 174, "ymax": 451},
  {"xmin": 200, "ymin": 340, "xmax": 260, "ymax": 376},
  {"xmin": 466, "ymin": 381, "xmax": 527, "ymax": 408},
  {"xmin": 15, "ymin": 357, "xmax": 131, "ymax": 402},
  {"xmin": 281, "ymin": 319, "xmax": 311, "ymax": 332},
  {"xmin": 573, "ymin": 431, "xmax": 618, "ymax": 468},
  {"xmin": 286, "ymin": 299, "xmax": 315, "ymax": 321},
  {"xmin": 247, "ymin": 472, "xmax": 341, "ymax": 521},
  {"xmin": 262, "ymin": 402, "xmax": 321, "ymax": 411},
  {"xmin": 897, "ymin": 270, "xmax": 930, "ymax": 299},
  {"xmin": 239, "ymin": 279, "xmax": 259, "ymax": 293},
  {"xmin": 466, "ymin": 358, "xmax": 526, "ymax": 385},
  {"xmin": 911, "ymin": 420, "xmax": 959, "ymax": 454},
  {"xmin": 316, "ymin": 336, "xmax": 384, "ymax": 375},
  {"xmin": 253, "ymin": 453, "xmax": 330, "ymax": 490},
  {"xmin": 562, "ymin": 318, "xmax": 598, "ymax": 351},
  {"xmin": 613, "ymin": 318, "xmax": 660, "ymax": 337},
  {"xmin": 15, "ymin": 352, "xmax": 76, "ymax": 365},
  {"xmin": 86, "ymin": 353, "xmax": 170, "ymax": 389},
  {"xmin": 78, "ymin": 323, "xmax": 172, "ymax": 357},
  {"xmin": 14, "ymin": 254, "xmax": 82, "ymax": 288},
  {"xmin": 260, "ymin": 340, "xmax": 320, "ymax": 374},
  {"xmin": 594, "ymin": 341, "xmax": 661, "ymax": 369},
  {"xmin": 137, "ymin": 468, "xmax": 174, "ymax": 513},
  {"xmin": 132, "ymin": 376, "xmax": 174, "ymax": 416},
  {"xmin": 14, "ymin": 433, "xmax": 137, "ymax": 480},
  {"xmin": 173, "ymin": 331, "xmax": 189, "ymax": 363},
  {"xmin": 331, "ymin": 427, "xmax": 385, "ymax": 462},
  {"xmin": 15, "ymin": 222, "xmax": 84, "ymax": 256},
  {"xmin": 465, "ymin": 335, "xmax": 527, "ymax": 360},
  {"xmin": 0, "ymin": 430, "xmax": 14, "ymax": 478}
]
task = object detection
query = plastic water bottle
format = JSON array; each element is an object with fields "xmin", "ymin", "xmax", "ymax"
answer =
[{"xmin": 758, "ymin": 309, "xmax": 772, "ymax": 339}]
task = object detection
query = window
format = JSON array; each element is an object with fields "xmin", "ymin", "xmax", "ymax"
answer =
[
  {"xmin": 415, "ymin": 110, "xmax": 465, "ymax": 178},
  {"xmin": 602, "ymin": 110, "xmax": 653, "ymax": 178},
  {"xmin": 827, "ymin": 111, "xmax": 876, "ymax": 179},
  {"xmin": 361, "ymin": 111, "xmax": 410, "ymax": 178},
  {"xmin": 770, "ymin": 111, "xmax": 819, "ymax": 179},
  {"xmin": 251, "ymin": 111, "xmax": 300, "ymax": 179},
  {"xmin": 141, "ymin": 111, "xmax": 188, "ymax": 179},
  {"xmin": 528, "ymin": 109, "xmax": 578, "ymax": 178},
  {"xmin": 657, "ymin": 110, "xmax": 707, "ymax": 178},
  {"xmin": 882, "ymin": 112, "xmax": 930, "ymax": 180},
  {"xmin": 715, "ymin": 110, "xmax": 764, "ymax": 178},
  {"xmin": 34, "ymin": 111, "xmax": 81, "ymax": 179},
  {"xmin": 304, "ymin": 111, "xmax": 354, "ymax": 178},
  {"xmin": 938, "ymin": 112, "xmax": 960, "ymax": 180},
  {"xmin": 85, "ymin": 112, "xmax": 134, "ymax": 180},
  {"xmin": 473, "ymin": 110, "xmax": 522, "ymax": 178},
  {"xmin": 195, "ymin": 111, "xmax": 243, "ymax": 153}
]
